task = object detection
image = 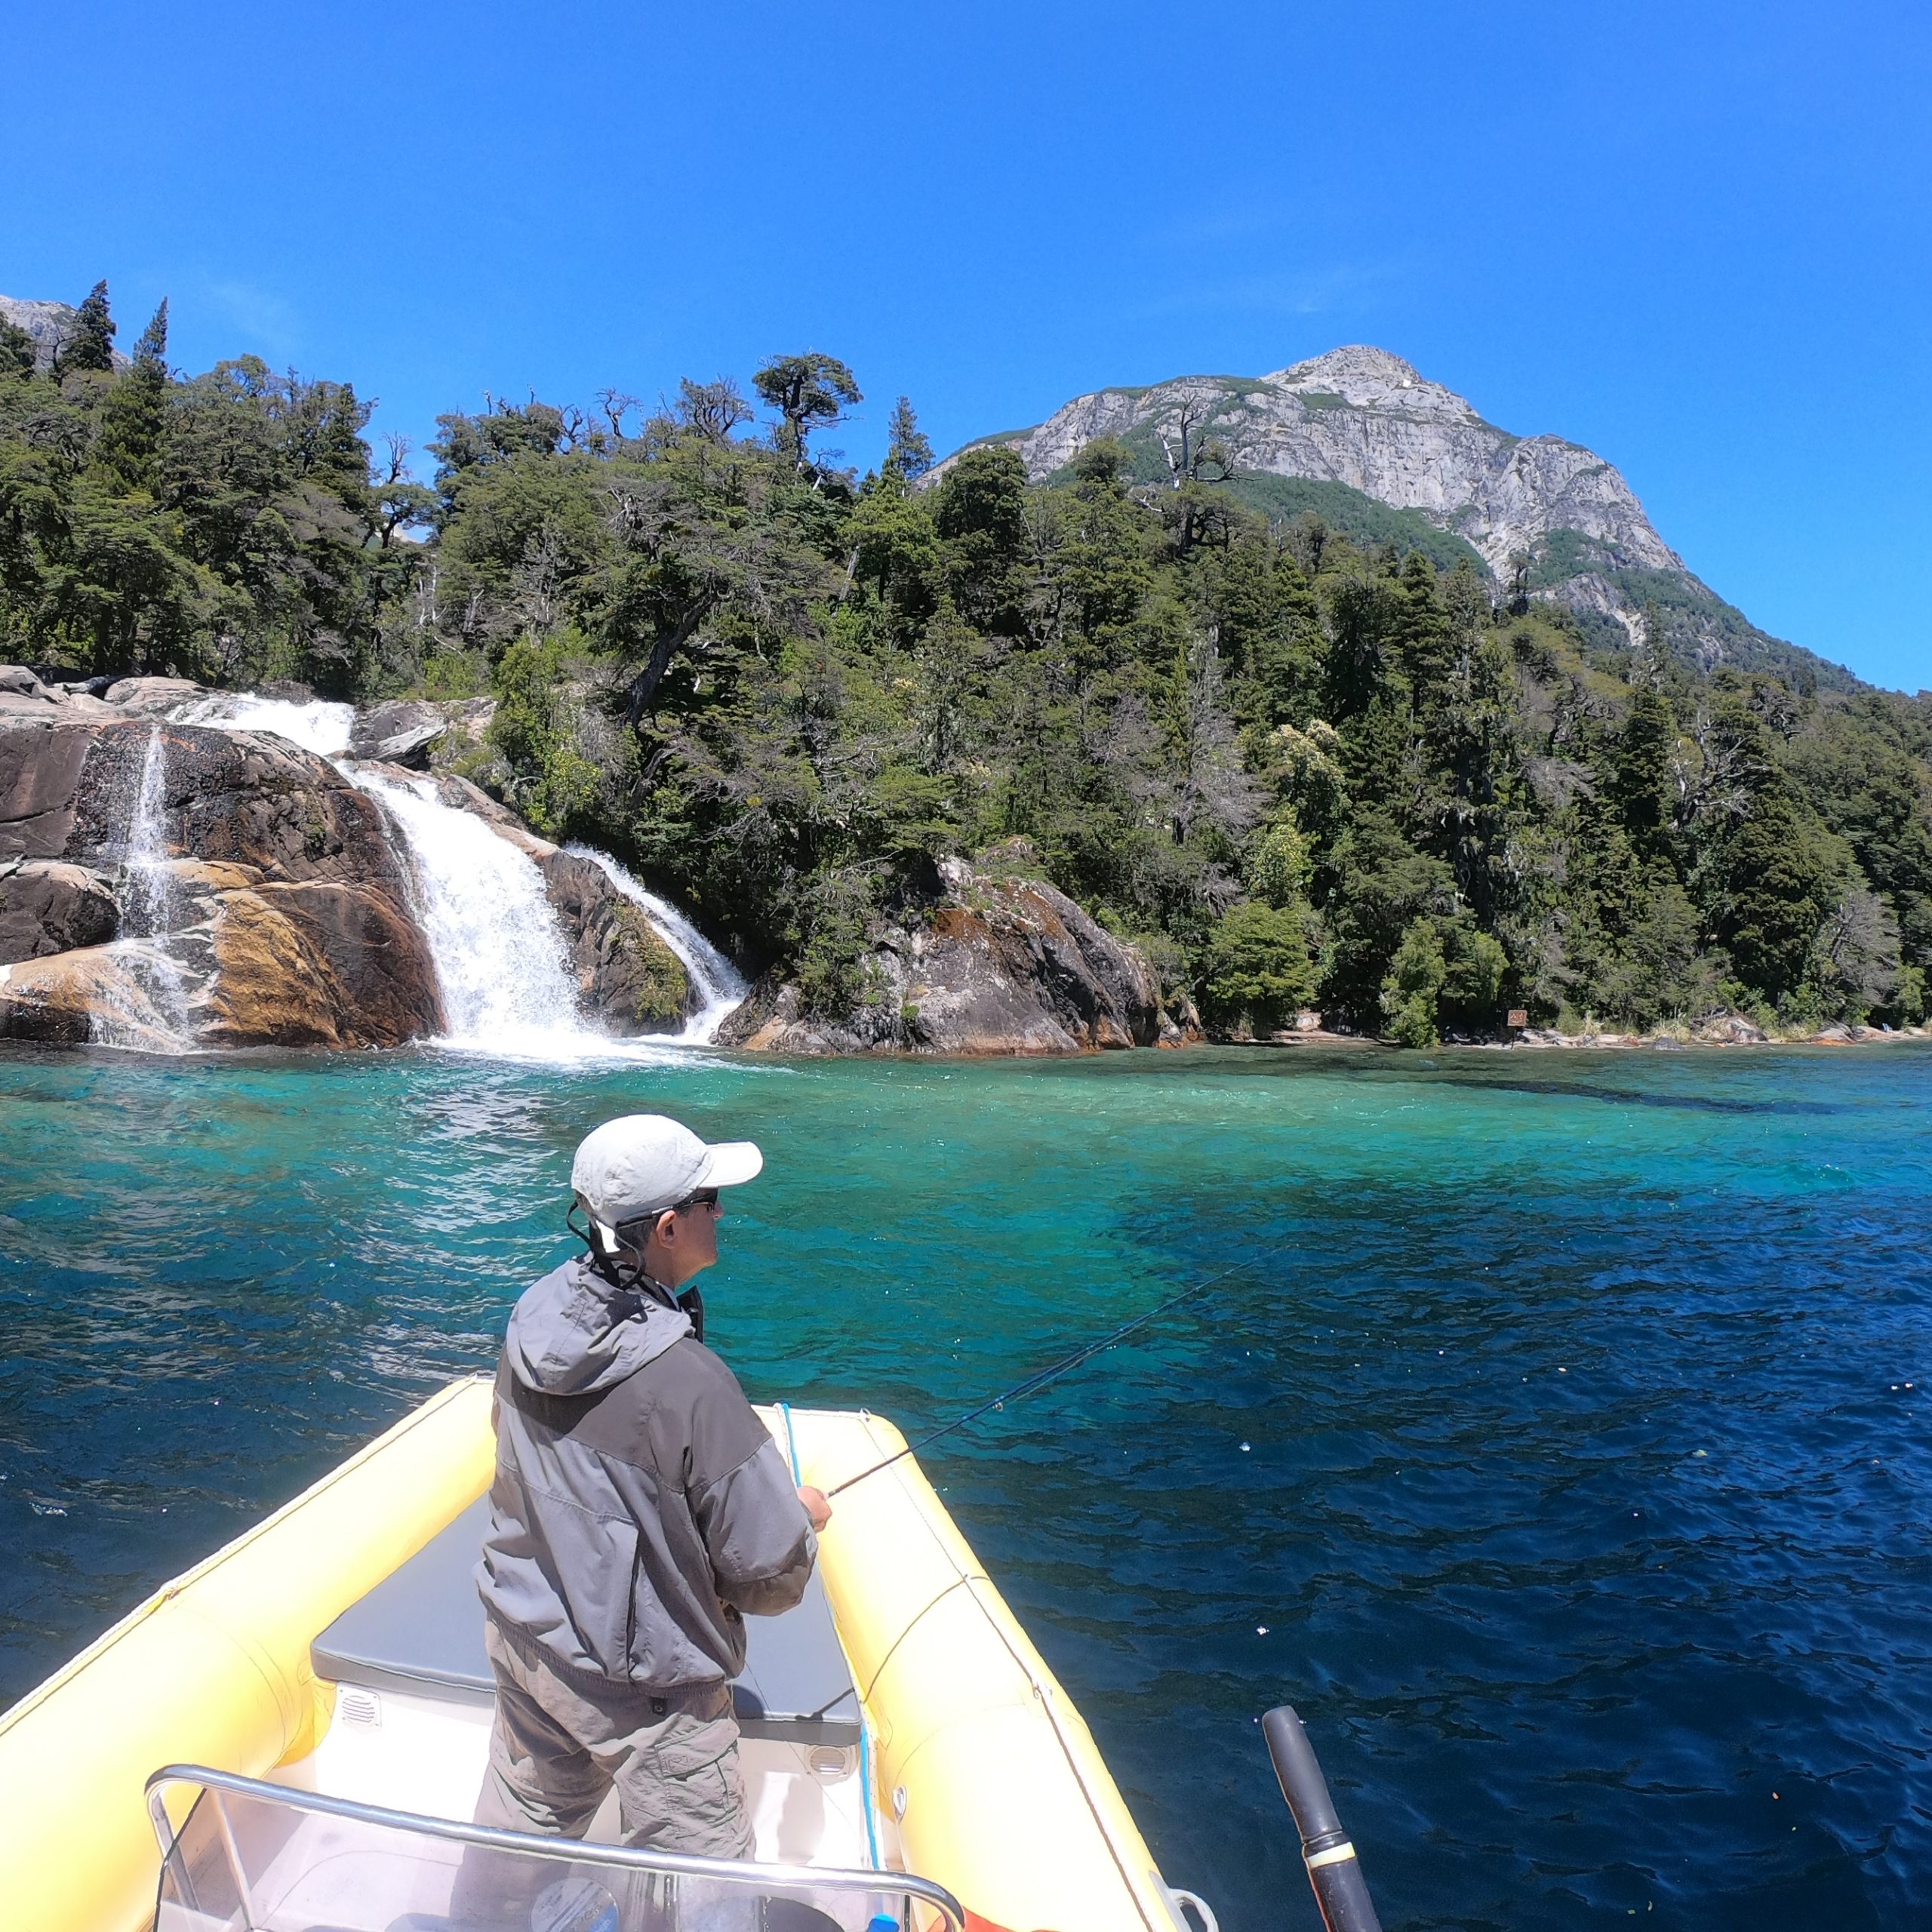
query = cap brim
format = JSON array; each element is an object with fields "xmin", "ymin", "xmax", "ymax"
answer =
[{"xmin": 696, "ymin": 1140, "xmax": 763, "ymax": 1189}]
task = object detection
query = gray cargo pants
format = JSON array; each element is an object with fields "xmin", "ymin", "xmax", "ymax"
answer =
[{"xmin": 450, "ymin": 1620, "xmax": 754, "ymax": 1930}]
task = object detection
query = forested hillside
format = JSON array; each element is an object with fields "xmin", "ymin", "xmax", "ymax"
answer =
[{"xmin": 4, "ymin": 287, "xmax": 1929, "ymax": 1042}]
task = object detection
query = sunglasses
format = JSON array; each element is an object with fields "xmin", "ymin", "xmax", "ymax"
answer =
[{"xmin": 670, "ymin": 1188, "xmax": 721, "ymax": 1215}]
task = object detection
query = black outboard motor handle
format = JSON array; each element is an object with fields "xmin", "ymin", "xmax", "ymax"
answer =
[{"xmin": 1261, "ymin": 1706, "xmax": 1383, "ymax": 1932}]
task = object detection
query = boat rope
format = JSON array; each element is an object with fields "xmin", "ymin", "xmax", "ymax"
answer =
[{"xmin": 824, "ymin": 1245, "xmax": 1279, "ymax": 1498}]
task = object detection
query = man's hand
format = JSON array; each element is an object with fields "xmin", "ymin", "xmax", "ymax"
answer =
[{"xmin": 798, "ymin": 1484, "xmax": 832, "ymax": 1532}]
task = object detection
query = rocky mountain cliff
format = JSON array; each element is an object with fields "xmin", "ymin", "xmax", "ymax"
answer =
[{"xmin": 946, "ymin": 345, "xmax": 1853, "ymax": 690}]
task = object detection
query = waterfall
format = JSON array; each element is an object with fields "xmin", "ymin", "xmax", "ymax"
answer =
[
  {"xmin": 566, "ymin": 846, "xmax": 748, "ymax": 1043},
  {"xmin": 168, "ymin": 691, "xmax": 744, "ymax": 1057},
  {"xmin": 102, "ymin": 723, "xmax": 195, "ymax": 1046},
  {"xmin": 350, "ymin": 768, "xmax": 601, "ymax": 1057}
]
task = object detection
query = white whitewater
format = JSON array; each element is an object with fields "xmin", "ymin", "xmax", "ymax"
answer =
[
  {"xmin": 101, "ymin": 724, "xmax": 194, "ymax": 1048},
  {"xmin": 173, "ymin": 692, "xmax": 356, "ymax": 758},
  {"xmin": 567, "ymin": 846, "xmax": 747, "ymax": 1043},
  {"xmin": 349, "ymin": 768, "xmax": 601, "ymax": 1057},
  {"xmin": 168, "ymin": 692, "xmax": 743, "ymax": 1057}
]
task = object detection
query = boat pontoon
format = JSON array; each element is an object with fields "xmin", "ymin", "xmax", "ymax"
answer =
[{"xmin": 0, "ymin": 1377, "xmax": 1377, "ymax": 1932}]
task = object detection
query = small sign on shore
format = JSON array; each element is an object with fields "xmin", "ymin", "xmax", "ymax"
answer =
[{"xmin": 1507, "ymin": 1008, "xmax": 1528, "ymax": 1029}]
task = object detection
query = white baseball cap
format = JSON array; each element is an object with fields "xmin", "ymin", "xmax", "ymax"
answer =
[{"xmin": 571, "ymin": 1114, "xmax": 763, "ymax": 1240}]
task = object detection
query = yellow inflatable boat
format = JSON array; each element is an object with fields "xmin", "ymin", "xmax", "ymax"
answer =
[{"xmin": 0, "ymin": 1376, "xmax": 1219, "ymax": 1932}]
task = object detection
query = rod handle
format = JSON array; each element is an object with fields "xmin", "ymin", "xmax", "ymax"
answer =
[{"xmin": 1260, "ymin": 1706, "xmax": 1383, "ymax": 1932}]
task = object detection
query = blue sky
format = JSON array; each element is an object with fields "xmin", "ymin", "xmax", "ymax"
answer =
[{"xmin": 6, "ymin": 1, "xmax": 1930, "ymax": 689}]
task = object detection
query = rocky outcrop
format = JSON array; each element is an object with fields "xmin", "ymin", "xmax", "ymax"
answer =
[
  {"xmin": 349, "ymin": 699, "xmax": 460, "ymax": 768},
  {"xmin": 540, "ymin": 849, "xmax": 689, "ymax": 1034},
  {"xmin": 0, "ymin": 677, "xmax": 442, "ymax": 1049},
  {"xmin": 718, "ymin": 850, "xmax": 1167, "ymax": 1056},
  {"xmin": 938, "ymin": 345, "xmax": 1852, "ymax": 689},
  {"xmin": 0, "ymin": 860, "xmax": 118, "ymax": 961}
]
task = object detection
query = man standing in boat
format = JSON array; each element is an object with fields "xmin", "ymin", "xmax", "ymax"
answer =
[{"xmin": 463, "ymin": 1112, "xmax": 830, "ymax": 1906}]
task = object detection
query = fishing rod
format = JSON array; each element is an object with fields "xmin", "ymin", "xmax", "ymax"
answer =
[{"xmin": 823, "ymin": 1244, "xmax": 1281, "ymax": 1499}]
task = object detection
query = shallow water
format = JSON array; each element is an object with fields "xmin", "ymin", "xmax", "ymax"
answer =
[{"xmin": 2, "ymin": 1041, "xmax": 1930, "ymax": 1930}]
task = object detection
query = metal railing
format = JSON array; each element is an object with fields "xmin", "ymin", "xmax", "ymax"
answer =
[{"xmin": 146, "ymin": 1762, "xmax": 967, "ymax": 1932}]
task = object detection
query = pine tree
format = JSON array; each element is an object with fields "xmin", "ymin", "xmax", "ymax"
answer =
[
  {"xmin": 132, "ymin": 297, "xmax": 168, "ymax": 371},
  {"xmin": 58, "ymin": 280, "xmax": 117, "ymax": 374},
  {"xmin": 885, "ymin": 396, "xmax": 934, "ymax": 481},
  {"xmin": 98, "ymin": 300, "xmax": 170, "ymax": 490}
]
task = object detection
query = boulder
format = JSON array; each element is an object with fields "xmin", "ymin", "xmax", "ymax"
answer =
[
  {"xmin": 72, "ymin": 722, "xmax": 413, "ymax": 894},
  {"xmin": 718, "ymin": 854, "xmax": 1164, "ymax": 1056},
  {"xmin": 539, "ymin": 850, "xmax": 690, "ymax": 1035},
  {"xmin": 0, "ymin": 860, "xmax": 118, "ymax": 962},
  {"xmin": 349, "ymin": 700, "xmax": 450, "ymax": 769},
  {"xmin": 0, "ymin": 711, "xmax": 443, "ymax": 1051},
  {"xmin": 100, "ymin": 676, "xmax": 206, "ymax": 716},
  {"xmin": 1694, "ymin": 1013, "xmax": 1769, "ymax": 1044},
  {"xmin": 202, "ymin": 881, "xmax": 442, "ymax": 1048},
  {"xmin": 0, "ymin": 940, "xmax": 182, "ymax": 1051},
  {"xmin": 0, "ymin": 721, "xmax": 97, "ymax": 858}
]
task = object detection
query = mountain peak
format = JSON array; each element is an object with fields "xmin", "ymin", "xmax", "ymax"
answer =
[{"xmin": 1264, "ymin": 345, "xmax": 1479, "ymax": 424}]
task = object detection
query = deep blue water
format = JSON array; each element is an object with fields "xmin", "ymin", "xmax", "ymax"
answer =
[{"xmin": 2, "ymin": 1041, "xmax": 1930, "ymax": 1931}]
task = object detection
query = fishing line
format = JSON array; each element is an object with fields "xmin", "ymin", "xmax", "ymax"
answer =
[{"xmin": 823, "ymin": 1242, "xmax": 1286, "ymax": 1498}]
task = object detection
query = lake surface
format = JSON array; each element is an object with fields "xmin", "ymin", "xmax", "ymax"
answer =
[{"xmin": 2, "ymin": 1040, "xmax": 1930, "ymax": 1931}]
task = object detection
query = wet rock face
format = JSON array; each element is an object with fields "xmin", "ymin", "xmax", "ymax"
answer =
[
  {"xmin": 0, "ymin": 861, "xmax": 118, "ymax": 962},
  {"xmin": 718, "ymin": 853, "xmax": 1165, "ymax": 1056},
  {"xmin": 0, "ymin": 681, "xmax": 443, "ymax": 1050},
  {"xmin": 71, "ymin": 722, "xmax": 405, "ymax": 890},
  {"xmin": 538, "ymin": 850, "xmax": 690, "ymax": 1035},
  {"xmin": 0, "ymin": 721, "xmax": 96, "ymax": 859},
  {"xmin": 202, "ymin": 880, "xmax": 440, "ymax": 1048}
]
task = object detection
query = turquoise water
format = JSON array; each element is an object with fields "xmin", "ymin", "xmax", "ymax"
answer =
[{"xmin": 3, "ymin": 1041, "xmax": 1930, "ymax": 1930}]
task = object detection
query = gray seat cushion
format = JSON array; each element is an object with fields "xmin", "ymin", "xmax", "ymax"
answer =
[{"xmin": 311, "ymin": 1500, "xmax": 861, "ymax": 1747}]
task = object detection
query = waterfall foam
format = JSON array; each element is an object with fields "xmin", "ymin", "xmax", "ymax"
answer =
[{"xmin": 565, "ymin": 846, "xmax": 747, "ymax": 1043}]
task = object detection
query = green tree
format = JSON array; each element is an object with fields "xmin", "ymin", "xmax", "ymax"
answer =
[
  {"xmin": 753, "ymin": 352, "xmax": 863, "ymax": 470},
  {"xmin": 1382, "ymin": 918, "xmax": 1447, "ymax": 1046},
  {"xmin": 1615, "ymin": 685, "xmax": 1676, "ymax": 854},
  {"xmin": 98, "ymin": 300, "xmax": 170, "ymax": 491},
  {"xmin": 0, "ymin": 318, "xmax": 35, "ymax": 381},
  {"xmin": 933, "ymin": 445, "xmax": 1032, "ymax": 635},
  {"xmin": 58, "ymin": 281, "xmax": 116, "ymax": 375},
  {"xmin": 1202, "ymin": 900, "xmax": 1316, "ymax": 1033},
  {"xmin": 884, "ymin": 396, "xmax": 934, "ymax": 481}
]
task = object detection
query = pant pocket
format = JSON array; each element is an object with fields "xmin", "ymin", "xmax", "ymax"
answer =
[{"xmin": 650, "ymin": 1709, "xmax": 740, "ymax": 1780}]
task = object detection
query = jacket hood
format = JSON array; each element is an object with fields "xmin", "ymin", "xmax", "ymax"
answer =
[{"xmin": 504, "ymin": 1257, "xmax": 692, "ymax": 1395}]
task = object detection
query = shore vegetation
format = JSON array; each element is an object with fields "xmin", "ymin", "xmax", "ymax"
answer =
[{"xmin": 4, "ymin": 286, "xmax": 1928, "ymax": 1041}]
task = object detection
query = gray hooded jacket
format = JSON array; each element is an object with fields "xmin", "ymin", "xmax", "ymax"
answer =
[{"xmin": 477, "ymin": 1256, "xmax": 816, "ymax": 1694}]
